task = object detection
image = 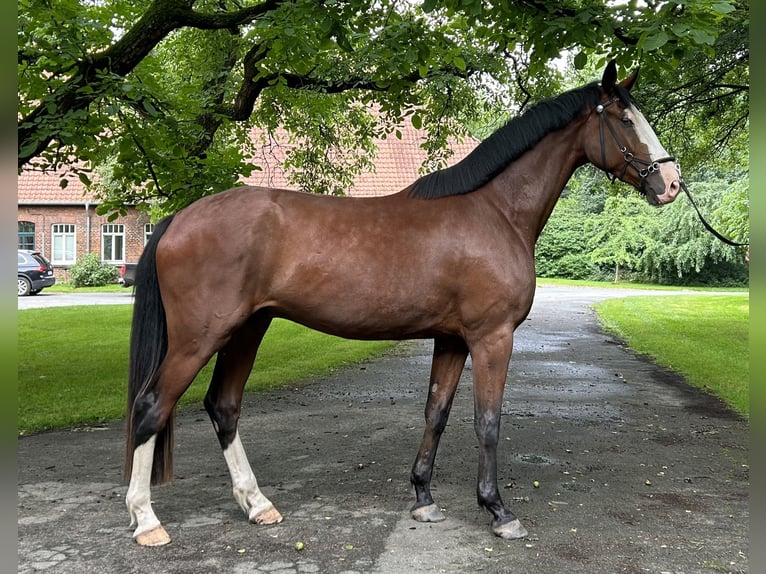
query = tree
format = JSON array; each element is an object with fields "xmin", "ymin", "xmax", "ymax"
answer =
[
  {"xmin": 18, "ymin": 0, "xmax": 745, "ymax": 216},
  {"xmin": 536, "ymin": 168, "xmax": 605, "ymax": 280},
  {"xmin": 586, "ymin": 193, "xmax": 660, "ymax": 283},
  {"xmin": 639, "ymin": 174, "xmax": 749, "ymax": 283},
  {"xmin": 628, "ymin": 0, "xmax": 749, "ymax": 175}
]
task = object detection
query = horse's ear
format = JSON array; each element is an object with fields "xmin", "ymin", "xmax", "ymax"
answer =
[
  {"xmin": 601, "ymin": 60, "xmax": 618, "ymax": 92},
  {"xmin": 620, "ymin": 67, "xmax": 640, "ymax": 92}
]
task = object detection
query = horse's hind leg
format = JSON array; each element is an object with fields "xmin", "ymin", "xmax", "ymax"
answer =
[
  {"xmin": 204, "ymin": 315, "xmax": 283, "ymax": 526},
  {"xmin": 126, "ymin": 350, "xmax": 211, "ymax": 546},
  {"xmin": 126, "ymin": 435, "xmax": 167, "ymax": 545},
  {"xmin": 410, "ymin": 336, "xmax": 468, "ymax": 523}
]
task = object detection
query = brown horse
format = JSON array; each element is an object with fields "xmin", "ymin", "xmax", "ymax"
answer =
[{"xmin": 124, "ymin": 61, "xmax": 682, "ymax": 546}]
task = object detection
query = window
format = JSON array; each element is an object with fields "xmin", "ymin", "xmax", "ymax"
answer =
[
  {"xmin": 18, "ymin": 221, "xmax": 35, "ymax": 250},
  {"xmin": 102, "ymin": 223, "xmax": 125, "ymax": 263},
  {"xmin": 51, "ymin": 224, "xmax": 76, "ymax": 264},
  {"xmin": 144, "ymin": 222, "xmax": 155, "ymax": 245}
]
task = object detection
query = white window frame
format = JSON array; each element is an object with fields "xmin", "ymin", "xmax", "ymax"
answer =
[
  {"xmin": 144, "ymin": 222, "xmax": 155, "ymax": 246},
  {"xmin": 102, "ymin": 223, "xmax": 126, "ymax": 263},
  {"xmin": 51, "ymin": 223, "xmax": 76, "ymax": 265}
]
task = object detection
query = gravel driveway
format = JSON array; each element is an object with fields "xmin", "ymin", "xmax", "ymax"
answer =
[{"xmin": 17, "ymin": 285, "xmax": 749, "ymax": 573}]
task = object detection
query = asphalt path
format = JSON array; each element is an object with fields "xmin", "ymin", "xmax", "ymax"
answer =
[
  {"xmin": 17, "ymin": 290, "xmax": 135, "ymax": 310},
  {"xmin": 17, "ymin": 286, "xmax": 749, "ymax": 573}
]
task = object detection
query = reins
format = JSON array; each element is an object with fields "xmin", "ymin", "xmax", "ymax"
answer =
[{"xmin": 595, "ymin": 99, "xmax": 748, "ymax": 249}]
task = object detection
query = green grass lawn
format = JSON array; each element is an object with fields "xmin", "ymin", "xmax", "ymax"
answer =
[
  {"xmin": 18, "ymin": 306, "xmax": 393, "ymax": 433},
  {"xmin": 593, "ymin": 294, "xmax": 749, "ymax": 418},
  {"xmin": 19, "ymin": 284, "xmax": 749, "ymax": 433},
  {"xmin": 46, "ymin": 283, "xmax": 126, "ymax": 293}
]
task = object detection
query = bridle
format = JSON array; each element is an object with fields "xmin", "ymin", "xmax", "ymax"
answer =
[
  {"xmin": 594, "ymin": 97, "xmax": 748, "ymax": 249},
  {"xmin": 595, "ymin": 97, "xmax": 676, "ymax": 194}
]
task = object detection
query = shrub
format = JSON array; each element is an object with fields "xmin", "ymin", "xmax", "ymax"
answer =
[{"xmin": 68, "ymin": 253, "xmax": 119, "ymax": 287}]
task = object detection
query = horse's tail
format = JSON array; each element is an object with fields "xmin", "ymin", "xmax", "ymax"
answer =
[{"xmin": 124, "ymin": 214, "xmax": 175, "ymax": 485}]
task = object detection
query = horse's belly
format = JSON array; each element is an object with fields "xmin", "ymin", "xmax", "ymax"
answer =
[{"xmin": 271, "ymin": 286, "xmax": 453, "ymax": 341}]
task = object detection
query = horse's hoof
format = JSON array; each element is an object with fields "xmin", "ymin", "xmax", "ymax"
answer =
[
  {"xmin": 135, "ymin": 525, "xmax": 171, "ymax": 547},
  {"xmin": 410, "ymin": 503, "xmax": 446, "ymax": 523},
  {"xmin": 251, "ymin": 505, "xmax": 283, "ymax": 525},
  {"xmin": 493, "ymin": 518, "xmax": 528, "ymax": 539}
]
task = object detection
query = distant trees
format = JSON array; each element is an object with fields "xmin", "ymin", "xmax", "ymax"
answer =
[{"xmin": 536, "ymin": 168, "xmax": 749, "ymax": 286}]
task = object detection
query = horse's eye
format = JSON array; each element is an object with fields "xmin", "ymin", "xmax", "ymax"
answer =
[{"xmin": 621, "ymin": 118, "xmax": 634, "ymax": 127}]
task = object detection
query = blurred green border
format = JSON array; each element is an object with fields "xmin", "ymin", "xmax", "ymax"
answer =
[
  {"xmin": 748, "ymin": 2, "xmax": 762, "ymax": 570},
  {"xmin": 5, "ymin": 0, "xmax": 19, "ymax": 566}
]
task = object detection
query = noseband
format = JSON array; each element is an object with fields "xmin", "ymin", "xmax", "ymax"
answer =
[{"xmin": 595, "ymin": 97, "xmax": 676, "ymax": 193}]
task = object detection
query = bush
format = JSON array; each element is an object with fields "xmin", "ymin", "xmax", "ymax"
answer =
[{"xmin": 68, "ymin": 253, "xmax": 119, "ymax": 287}]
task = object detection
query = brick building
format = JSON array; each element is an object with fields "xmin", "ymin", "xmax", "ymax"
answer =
[{"xmin": 18, "ymin": 125, "xmax": 476, "ymax": 281}]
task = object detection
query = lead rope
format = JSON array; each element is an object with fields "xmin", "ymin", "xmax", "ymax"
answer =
[
  {"xmin": 596, "ymin": 101, "xmax": 748, "ymax": 250},
  {"xmin": 678, "ymin": 179, "xmax": 749, "ymax": 248}
]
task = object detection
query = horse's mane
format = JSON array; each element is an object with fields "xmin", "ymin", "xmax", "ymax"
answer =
[{"xmin": 408, "ymin": 81, "xmax": 632, "ymax": 199}]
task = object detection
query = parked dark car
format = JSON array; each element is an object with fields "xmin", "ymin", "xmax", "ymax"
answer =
[
  {"xmin": 18, "ymin": 249, "xmax": 56, "ymax": 296},
  {"xmin": 119, "ymin": 263, "xmax": 137, "ymax": 288}
]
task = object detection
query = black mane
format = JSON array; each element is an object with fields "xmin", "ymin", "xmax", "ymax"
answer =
[{"xmin": 408, "ymin": 82, "xmax": 630, "ymax": 199}]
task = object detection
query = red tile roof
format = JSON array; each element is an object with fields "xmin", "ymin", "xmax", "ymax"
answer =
[
  {"xmin": 17, "ymin": 168, "xmax": 100, "ymax": 204},
  {"xmin": 18, "ymin": 124, "xmax": 477, "ymax": 204}
]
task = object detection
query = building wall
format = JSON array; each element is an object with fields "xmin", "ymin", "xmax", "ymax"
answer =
[{"xmin": 17, "ymin": 204, "xmax": 150, "ymax": 281}]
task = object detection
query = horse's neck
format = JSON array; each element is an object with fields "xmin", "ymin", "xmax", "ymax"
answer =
[{"xmin": 486, "ymin": 123, "xmax": 587, "ymax": 242}]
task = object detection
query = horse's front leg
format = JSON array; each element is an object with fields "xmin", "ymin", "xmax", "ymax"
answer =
[
  {"xmin": 410, "ymin": 336, "xmax": 468, "ymax": 523},
  {"xmin": 470, "ymin": 329, "xmax": 528, "ymax": 539}
]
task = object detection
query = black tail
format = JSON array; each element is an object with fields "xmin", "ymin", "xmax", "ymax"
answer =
[{"xmin": 124, "ymin": 214, "xmax": 175, "ymax": 484}]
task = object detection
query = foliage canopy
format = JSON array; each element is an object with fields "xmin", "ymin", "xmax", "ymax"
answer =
[{"xmin": 18, "ymin": 0, "xmax": 748, "ymax": 217}]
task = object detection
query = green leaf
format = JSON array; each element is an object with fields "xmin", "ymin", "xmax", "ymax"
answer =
[
  {"xmin": 411, "ymin": 113, "xmax": 422, "ymax": 130},
  {"xmin": 643, "ymin": 31, "xmax": 669, "ymax": 51},
  {"xmin": 711, "ymin": 2, "xmax": 735, "ymax": 14},
  {"xmin": 19, "ymin": 140, "xmax": 40, "ymax": 158},
  {"xmin": 573, "ymin": 51, "xmax": 587, "ymax": 70},
  {"xmin": 690, "ymin": 29, "xmax": 716, "ymax": 45},
  {"xmin": 143, "ymin": 101, "xmax": 158, "ymax": 116},
  {"xmin": 422, "ymin": 0, "xmax": 438, "ymax": 12}
]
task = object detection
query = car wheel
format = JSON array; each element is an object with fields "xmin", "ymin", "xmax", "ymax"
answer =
[{"xmin": 18, "ymin": 276, "xmax": 31, "ymax": 296}]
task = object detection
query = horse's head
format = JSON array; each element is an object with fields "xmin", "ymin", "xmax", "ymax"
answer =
[{"xmin": 585, "ymin": 61, "xmax": 682, "ymax": 205}]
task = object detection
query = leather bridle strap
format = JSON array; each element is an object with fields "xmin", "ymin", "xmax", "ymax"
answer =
[{"xmin": 596, "ymin": 98, "xmax": 675, "ymax": 192}]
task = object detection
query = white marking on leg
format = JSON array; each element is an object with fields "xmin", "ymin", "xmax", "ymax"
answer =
[
  {"xmin": 125, "ymin": 435, "xmax": 167, "ymax": 542},
  {"xmin": 223, "ymin": 431, "xmax": 282, "ymax": 524}
]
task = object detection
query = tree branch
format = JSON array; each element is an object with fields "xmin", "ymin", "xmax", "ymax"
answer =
[
  {"xmin": 18, "ymin": 0, "xmax": 287, "ymax": 168},
  {"xmin": 179, "ymin": 0, "xmax": 288, "ymax": 30}
]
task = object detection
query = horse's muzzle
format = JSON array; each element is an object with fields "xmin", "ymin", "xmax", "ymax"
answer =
[{"xmin": 648, "ymin": 162, "xmax": 682, "ymax": 205}]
